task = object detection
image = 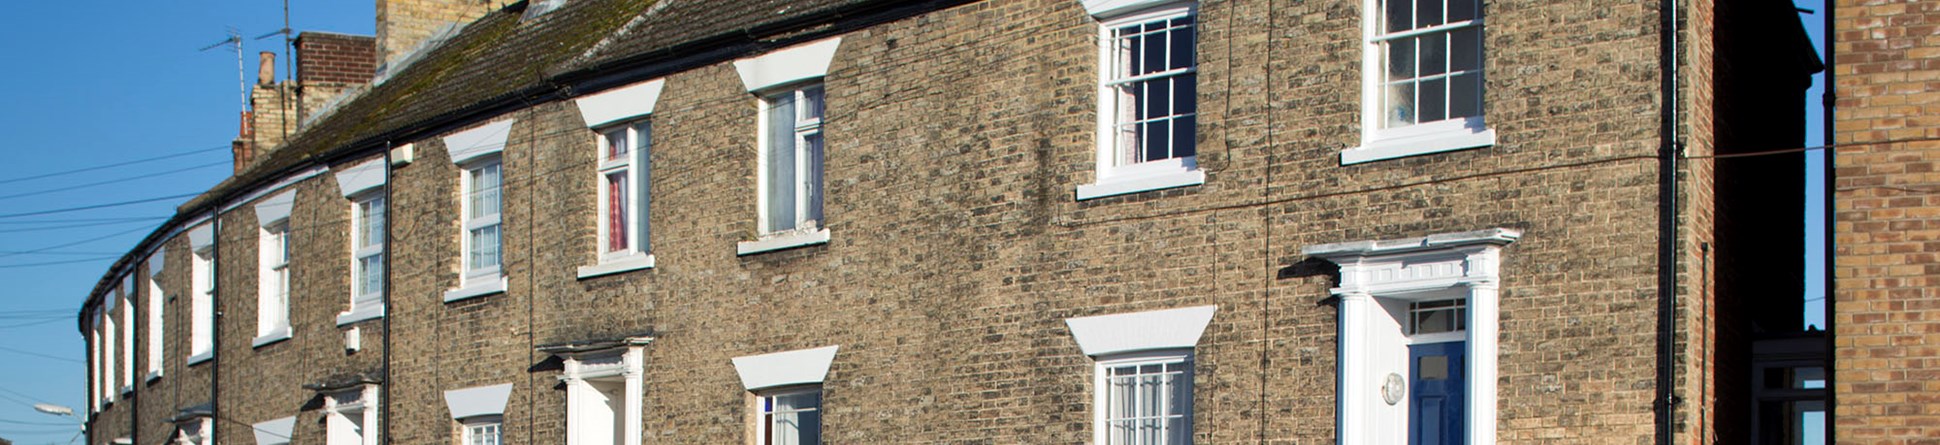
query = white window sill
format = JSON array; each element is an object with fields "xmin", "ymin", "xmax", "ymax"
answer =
[
  {"xmin": 145, "ymin": 370, "xmax": 163, "ymax": 383},
  {"xmin": 1343, "ymin": 123, "xmax": 1496, "ymax": 165},
  {"xmin": 444, "ymin": 276, "xmax": 508, "ymax": 303},
  {"xmin": 251, "ymin": 327, "xmax": 293, "ymax": 348},
  {"xmin": 577, "ymin": 254, "xmax": 656, "ymax": 280},
  {"xmin": 1075, "ymin": 169, "xmax": 1205, "ymax": 201},
  {"xmin": 119, "ymin": 385, "xmax": 133, "ymax": 396},
  {"xmin": 737, "ymin": 228, "xmax": 831, "ymax": 256},
  {"xmin": 186, "ymin": 351, "xmax": 213, "ymax": 366},
  {"xmin": 335, "ymin": 304, "xmax": 385, "ymax": 327}
]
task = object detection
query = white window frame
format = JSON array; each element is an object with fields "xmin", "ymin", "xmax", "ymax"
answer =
[
  {"xmin": 146, "ymin": 258, "xmax": 165, "ymax": 381},
  {"xmin": 1094, "ymin": 350, "xmax": 1193, "ymax": 445},
  {"xmin": 1078, "ymin": 3, "xmax": 1206, "ymax": 201},
  {"xmin": 557, "ymin": 346, "xmax": 644, "ymax": 445},
  {"xmin": 581, "ymin": 119, "xmax": 654, "ymax": 277},
  {"xmin": 118, "ymin": 278, "xmax": 135, "ymax": 393},
  {"xmin": 739, "ymin": 83, "xmax": 831, "ymax": 256},
  {"xmin": 188, "ymin": 246, "xmax": 216, "ymax": 365},
  {"xmin": 447, "ymin": 157, "xmax": 509, "ymax": 302},
  {"xmin": 325, "ymin": 385, "xmax": 381, "ymax": 445},
  {"xmin": 1346, "ymin": 0, "xmax": 1495, "ymax": 164},
  {"xmin": 755, "ymin": 385, "xmax": 823, "ymax": 445},
  {"xmin": 1303, "ymin": 228, "xmax": 1517, "ymax": 445},
  {"xmin": 254, "ymin": 221, "xmax": 293, "ymax": 347},
  {"xmin": 341, "ymin": 192, "xmax": 387, "ymax": 325},
  {"xmin": 732, "ymin": 37, "xmax": 841, "ymax": 256},
  {"xmin": 462, "ymin": 416, "xmax": 503, "ymax": 445}
]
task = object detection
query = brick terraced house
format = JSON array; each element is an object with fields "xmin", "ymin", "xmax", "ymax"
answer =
[{"xmin": 69, "ymin": 0, "xmax": 1867, "ymax": 443}]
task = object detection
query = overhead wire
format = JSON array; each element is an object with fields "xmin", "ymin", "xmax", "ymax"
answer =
[
  {"xmin": 0, "ymin": 146, "xmax": 225, "ymax": 186},
  {"xmin": 0, "ymin": 218, "xmax": 168, "ymax": 234},
  {"xmin": 0, "ymin": 161, "xmax": 228, "ymax": 202}
]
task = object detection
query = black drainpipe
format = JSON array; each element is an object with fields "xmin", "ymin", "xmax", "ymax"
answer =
[
  {"xmin": 381, "ymin": 143, "xmax": 395, "ymax": 445},
  {"xmin": 1654, "ymin": 0, "xmax": 1681, "ymax": 442},
  {"xmin": 210, "ymin": 207, "xmax": 223, "ymax": 445},
  {"xmin": 1820, "ymin": 0, "xmax": 1837, "ymax": 436}
]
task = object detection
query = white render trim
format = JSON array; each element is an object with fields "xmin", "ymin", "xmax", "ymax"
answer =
[
  {"xmin": 443, "ymin": 276, "xmax": 508, "ymax": 303},
  {"xmin": 558, "ymin": 346, "xmax": 645, "ymax": 445},
  {"xmin": 735, "ymin": 228, "xmax": 830, "ymax": 256},
  {"xmin": 1064, "ymin": 305, "xmax": 1217, "ymax": 356},
  {"xmin": 1075, "ymin": 168, "xmax": 1204, "ymax": 201},
  {"xmin": 251, "ymin": 326, "xmax": 292, "ymax": 348},
  {"xmin": 575, "ymin": 78, "xmax": 666, "ymax": 128},
  {"xmin": 1343, "ymin": 122, "xmax": 1496, "ymax": 165},
  {"xmin": 333, "ymin": 158, "xmax": 387, "ymax": 198},
  {"xmin": 731, "ymin": 345, "xmax": 839, "ymax": 391},
  {"xmin": 147, "ymin": 251, "xmax": 165, "ymax": 276},
  {"xmin": 185, "ymin": 351, "xmax": 212, "ymax": 366},
  {"xmin": 446, "ymin": 119, "xmax": 517, "ymax": 165},
  {"xmin": 252, "ymin": 416, "xmax": 296, "ymax": 445},
  {"xmin": 252, "ymin": 190, "xmax": 298, "ymax": 226},
  {"xmin": 1080, "ymin": 0, "xmax": 1192, "ymax": 17},
  {"xmin": 1305, "ymin": 228, "xmax": 1516, "ymax": 445},
  {"xmin": 334, "ymin": 304, "xmax": 385, "ymax": 326},
  {"xmin": 734, "ymin": 37, "xmax": 842, "ymax": 92},
  {"xmin": 188, "ymin": 224, "xmax": 215, "ymax": 250},
  {"xmin": 146, "ymin": 369, "xmax": 163, "ymax": 382},
  {"xmin": 576, "ymin": 254, "xmax": 655, "ymax": 279},
  {"xmin": 220, "ymin": 166, "xmax": 327, "ymax": 213},
  {"xmin": 444, "ymin": 383, "xmax": 515, "ymax": 419}
]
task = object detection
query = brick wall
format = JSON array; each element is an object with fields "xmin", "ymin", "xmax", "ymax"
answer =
[
  {"xmin": 375, "ymin": 0, "xmax": 492, "ymax": 67},
  {"xmin": 1832, "ymin": 0, "xmax": 1940, "ymax": 441},
  {"xmin": 296, "ymin": 32, "xmax": 378, "ymax": 87}
]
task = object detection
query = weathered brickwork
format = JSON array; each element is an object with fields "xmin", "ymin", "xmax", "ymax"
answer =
[
  {"xmin": 78, "ymin": 0, "xmax": 1763, "ymax": 443},
  {"xmin": 375, "ymin": 0, "xmax": 492, "ymax": 66},
  {"xmin": 1833, "ymin": 0, "xmax": 1940, "ymax": 441}
]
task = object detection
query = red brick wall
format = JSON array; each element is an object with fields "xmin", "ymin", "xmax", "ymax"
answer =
[
  {"xmin": 296, "ymin": 32, "xmax": 377, "ymax": 86},
  {"xmin": 1832, "ymin": 0, "xmax": 1940, "ymax": 442}
]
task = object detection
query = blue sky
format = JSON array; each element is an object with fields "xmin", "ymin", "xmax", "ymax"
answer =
[
  {"xmin": 0, "ymin": 1, "xmax": 1828, "ymax": 445},
  {"xmin": 0, "ymin": 2, "xmax": 370, "ymax": 443}
]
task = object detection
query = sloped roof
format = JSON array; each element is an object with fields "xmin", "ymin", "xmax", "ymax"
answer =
[{"xmin": 85, "ymin": 0, "xmax": 965, "ymax": 323}]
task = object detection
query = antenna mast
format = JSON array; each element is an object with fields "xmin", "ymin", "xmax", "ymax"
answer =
[{"xmin": 201, "ymin": 29, "xmax": 246, "ymax": 113}]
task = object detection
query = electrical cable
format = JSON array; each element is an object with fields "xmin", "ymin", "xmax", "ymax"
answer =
[
  {"xmin": 0, "ymin": 146, "xmax": 225, "ymax": 186},
  {"xmin": 0, "ymin": 345, "xmax": 80, "ymax": 363},
  {"xmin": 0, "ymin": 218, "xmax": 167, "ymax": 234},
  {"xmin": 0, "ymin": 193, "xmax": 200, "ymax": 220},
  {"xmin": 0, "ymin": 161, "xmax": 228, "ymax": 202},
  {"xmin": 0, "ymin": 217, "xmax": 169, "ymax": 226},
  {"xmin": 0, "ymin": 226, "xmax": 157, "ymax": 260},
  {"xmin": 0, "ymin": 257, "xmax": 122, "ymax": 269}
]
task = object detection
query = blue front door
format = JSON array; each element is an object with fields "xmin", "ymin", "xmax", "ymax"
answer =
[{"xmin": 1409, "ymin": 341, "xmax": 1466, "ymax": 445}]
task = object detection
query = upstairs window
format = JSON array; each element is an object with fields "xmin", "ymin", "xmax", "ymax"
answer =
[
  {"xmin": 1347, "ymin": 0, "xmax": 1494, "ymax": 164},
  {"xmin": 188, "ymin": 246, "xmax": 215, "ymax": 364},
  {"xmin": 464, "ymin": 416, "xmax": 502, "ymax": 445},
  {"xmin": 464, "ymin": 159, "xmax": 504, "ymax": 281},
  {"xmin": 146, "ymin": 262, "xmax": 164, "ymax": 379},
  {"xmin": 352, "ymin": 194, "xmax": 386, "ymax": 310},
  {"xmin": 256, "ymin": 222, "xmax": 292, "ymax": 345},
  {"xmin": 1078, "ymin": 4, "xmax": 1205, "ymax": 200},
  {"xmin": 598, "ymin": 121, "xmax": 651, "ymax": 261},
  {"xmin": 761, "ymin": 85, "xmax": 826, "ymax": 235}
]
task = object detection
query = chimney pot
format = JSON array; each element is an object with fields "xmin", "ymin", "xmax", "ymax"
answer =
[{"xmin": 258, "ymin": 52, "xmax": 277, "ymax": 84}]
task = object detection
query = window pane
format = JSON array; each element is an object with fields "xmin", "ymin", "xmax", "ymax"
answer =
[
  {"xmin": 802, "ymin": 132, "xmax": 824, "ymax": 225},
  {"xmin": 1447, "ymin": 0, "xmax": 1477, "ymax": 22},
  {"xmin": 1384, "ymin": 0, "xmax": 1413, "ymax": 33},
  {"xmin": 634, "ymin": 124, "xmax": 652, "ymax": 254},
  {"xmin": 1142, "ymin": 120, "xmax": 1170, "ymax": 163},
  {"xmin": 1172, "ymin": 115, "xmax": 1197, "ymax": 159},
  {"xmin": 1146, "ymin": 79, "xmax": 1172, "ymax": 120},
  {"xmin": 1420, "ymin": 32, "xmax": 1448, "ymax": 77},
  {"xmin": 1175, "ymin": 74, "xmax": 1198, "ymax": 118},
  {"xmin": 470, "ymin": 163, "xmax": 501, "ymax": 218},
  {"xmin": 799, "ymin": 86, "xmax": 826, "ymax": 121},
  {"xmin": 470, "ymin": 225, "xmax": 501, "ymax": 270},
  {"xmin": 1419, "ymin": 77, "xmax": 1447, "ymax": 123},
  {"xmin": 359, "ymin": 197, "xmax": 386, "ymax": 249},
  {"xmin": 1141, "ymin": 25, "xmax": 1167, "ymax": 75},
  {"xmin": 1110, "ymin": 375, "xmax": 1136, "ymax": 419},
  {"xmin": 1386, "ymin": 38, "xmax": 1416, "ymax": 81},
  {"xmin": 766, "ymin": 92, "xmax": 798, "ymax": 232},
  {"xmin": 1451, "ymin": 28, "xmax": 1481, "ymax": 73},
  {"xmin": 357, "ymin": 255, "xmax": 384, "ymax": 296},
  {"xmin": 1416, "ymin": 0, "xmax": 1444, "ymax": 28},
  {"xmin": 607, "ymin": 173, "xmax": 628, "ymax": 252},
  {"xmin": 605, "ymin": 128, "xmax": 628, "ymax": 160},
  {"xmin": 1385, "ymin": 82, "xmax": 1416, "ymax": 128},
  {"xmin": 1449, "ymin": 72, "xmax": 1482, "ymax": 119},
  {"xmin": 1169, "ymin": 18, "xmax": 1195, "ymax": 71}
]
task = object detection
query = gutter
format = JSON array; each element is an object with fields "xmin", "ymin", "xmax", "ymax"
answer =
[
  {"xmin": 1654, "ymin": 0, "xmax": 1682, "ymax": 442},
  {"xmin": 1820, "ymin": 0, "xmax": 1837, "ymax": 433}
]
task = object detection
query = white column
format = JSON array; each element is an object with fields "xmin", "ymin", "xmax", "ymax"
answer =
[
  {"xmin": 364, "ymin": 386, "xmax": 383, "ymax": 445},
  {"xmin": 563, "ymin": 358, "xmax": 584, "ymax": 445},
  {"xmin": 1466, "ymin": 282, "xmax": 1499, "ymax": 445},
  {"xmin": 1337, "ymin": 291, "xmax": 1375, "ymax": 445},
  {"xmin": 623, "ymin": 348, "xmax": 644, "ymax": 445}
]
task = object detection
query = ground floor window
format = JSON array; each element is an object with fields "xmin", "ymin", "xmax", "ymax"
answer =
[{"xmin": 757, "ymin": 386, "xmax": 822, "ymax": 445}]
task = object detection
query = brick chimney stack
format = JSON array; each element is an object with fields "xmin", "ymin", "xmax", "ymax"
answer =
[{"xmin": 376, "ymin": 0, "xmax": 494, "ymax": 67}]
